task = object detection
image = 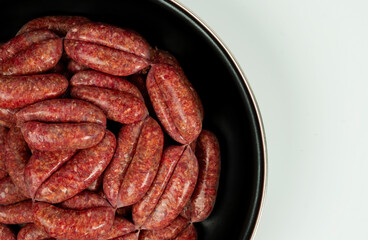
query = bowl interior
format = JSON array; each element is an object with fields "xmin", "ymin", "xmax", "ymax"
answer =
[{"xmin": 0, "ymin": 0, "xmax": 265, "ymax": 239}]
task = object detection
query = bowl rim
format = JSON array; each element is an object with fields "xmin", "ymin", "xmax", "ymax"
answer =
[{"xmin": 167, "ymin": 0, "xmax": 268, "ymax": 239}]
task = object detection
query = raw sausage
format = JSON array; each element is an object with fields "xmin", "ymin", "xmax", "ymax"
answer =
[
  {"xmin": 5, "ymin": 127, "xmax": 30, "ymax": 197},
  {"xmin": 103, "ymin": 117, "xmax": 163, "ymax": 208},
  {"xmin": 146, "ymin": 64, "xmax": 202, "ymax": 144},
  {"xmin": 17, "ymin": 16, "xmax": 91, "ymax": 36},
  {"xmin": 0, "ymin": 73, "xmax": 68, "ymax": 109},
  {"xmin": 33, "ymin": 202, "xmax": 114, "ymax": 240},
  {"xmin": 96, "ymin": 216, "xmax": 136, "ymax": 240},
  {"xmin": 59, "ymin": 190, "xmax": 110, "ymax": 210},
  {"xmin": 66, "ymin": 22, "xmax": 152, "ymax": 59},
  {"xmin": 71, "ymin": 86, "xmax": 148, "ymax": 124},
  {"xmin": 67, "ymin": 59, "xmax": 89, "ymax": 74},
  {"xmin": 16, "ymin": 99, "xmax": 107, "ymax": 127},
  {"xmin": 0, "ymin": 200, "xmax": 33, "ymax": 224},
  {"xmin": 186, "ymin": 130, "xmax": 221, "ymax": 222},
  {"xmin": 0, "ymin": 29, "xmax": 58, "ymax": 63},
  {"xmin": 132, "ymin": 145, "xmax": 185, "ymax": 226},
  {"xmin": 24, "ymin": 150, "xmax": 76, "ymax": 198},
  {"xmin": 142, "ymin": 146, "xmax": 198, "ymax": 230},
  {"xmin": 34, "ymin": 130, "xmax": 115, "ymax": 203},
  {"xmin": 64, "ymin": 39, "xmax": 151, "ymax": 76},
  {"xmin": 70, "ymin": 70, "xmax": 144, "ymax": 101},
  {"xmin": 21, "ymin": 121, "xmax": 106, "ymax": 151},
  {"xmin": 0, "ymin": 38, "xmax": 63, "ymax": 75},
  {"xmin": 86, "ymin": 174, "xmax": 103, "ymax": 192}
]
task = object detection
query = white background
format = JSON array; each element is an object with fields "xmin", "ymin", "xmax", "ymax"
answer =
[{"xmin": 178, "ymin": 0, "xmax": 368, "ymax": 239}]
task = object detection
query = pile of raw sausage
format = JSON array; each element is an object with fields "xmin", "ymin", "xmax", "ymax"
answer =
[{"xmin": 0, "ymin": 16, "xmax": 221, "ymax": 240}]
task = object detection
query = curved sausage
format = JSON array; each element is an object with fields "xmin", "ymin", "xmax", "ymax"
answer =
[
  {"xmin": 34, "ymin": 130, "xmax": 116, "ymax": 203},
  {"xmin": 0, "ymin": 29, "xmax": 58, "ymax": 63},
  {"xmin": 0, "ymin": 108, "xmax": 17, "ymax": 128},
  {"xmin": 152, "ymin": 49, "xmax": 203, "ymax": 120},
  {"xmin": 174, "ymin": 224, "xmax": 197, "ymax": 240},
  {"xmin": 187, "ymin": 130, "xmax": 221, "ymax": 222},
  {"xmin": 59, "ymin": 190, "xmax": 110, "ymax": 210},
  {"xmin": 4, "ymin": 127, "xmax": 30, "ymax": 197},
  {"xmin": 71, "ymin": 86, "xmax": 148, "ymax": 124},
  {"xmin": 17, "ymin": 16, "xmax": 91, "ymax": 36},
  {"xmin": 0, "ymin": 73, "xmax": 68, "ymax": 109},
  {"xmin": 132, "ymin": 145, "xmax": 185, "ymax": 226},
  {"xmin": 0, "ymin": 177, "xmax": 28, "ymax": 205},
  {"xmin": 70, "ymin": 70, "xmax": 144, "ymax": 101},
  {"xmin": 21, "ymin": 121, "xmax": 106, "ymax": 151},
  {"xmin": 142, "ymin": 146, "xmax": 198, "ymax": 230},
  {"xmin": 24, "ymin": 150, "xmax": 76, "ymax": 198},
  {"xmin": 0, "ymin": 38, "xmax": 63, "ymax": 76},
  {"xmin": 33, "ymin": 202, "xmax": 114, "ymax": 240},
  {"xmin": 16, "ymin": 99, "xmax": 107, "ymax": 127},
  {"xmin": 0, "ymin": 126, "xmax": 8, "ymax": 179},
  {"xmin": 64, "ymin": 39, "xmax": 151, "ymax": 76},
  {"xmin": 146, "ymin": 64, "xmax": 202, "ymax": 144},
  {"xmin": 17, "ymin": 223, "xmax": 51, "ymax": 240},
  {"xmin": 66, "ymin": 22, "xmax": 152, "ymax": 59},
  {"xmin": 103, "ymin": 117, "xmax": 163, "ymax": 208},
  {"xmin": 139, "ymin": 216, "xmax": 188, "ymax": 240},
  {"xmin": 0, "ymin": 200, "xmax": 33, "ymax": 224},
  {"xmin": 0, "ymin": 223, "xmax": 16, "ymax": 240}
]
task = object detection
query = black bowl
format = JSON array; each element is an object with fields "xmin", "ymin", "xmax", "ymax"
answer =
[{"xmin": 0, "ymin": 0, "xmax": 267, "ymax": 239}]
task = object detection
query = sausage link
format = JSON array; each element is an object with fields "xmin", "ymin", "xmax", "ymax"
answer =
[
  {"xmin": 0, "ymin": 29, "xmax": 58, "ymax": 63},
  {"xmin": 0, "ymin": 223, "xmax": 16, "ymax": 240},
  {"xmin": 70, "ymin": 70, "xmax": 144, "ymax": 101},
  {"xmin": 59, "ymin": 190, "xmax": 110, "ymax": 210},
  {"xmin": 132, "ymin": 145, "xmax": 185, "ymax": 226},
  {"xmin": 139, "ymin": 216, "xmax": 189, "ymax": 240},
  {"xmin": 24, "ymin": 150, "xmax": 76, "ymax": 198},
  {"xmin": 96, "ymin": 216, "xmax": 136, "ymax": 240},
  {"xmin": 103, "ymin": 117, "xmax": 164, "ymax": 208},
  {"xmin": 0, "ymin": 38, "xmax": 63, "ymax": 76},
  {"xmin": 33, "ymin": 202, "xmax": 114, "ymax": 240},
  {"xmin": 34, "ymin": 130, "xmax": 116, "ymax": 203},
  {"xmin": 67, "ymin": 59, "xmax": 89, "ymax": 74},
  {"xmin": 0, "ymin": 108, "xmax": 17, "ymax": 128},
  {"xmin": 66, "ymin": 22, "xmax": 152, "ymax": 60},
  {"xmin": 146, "ymin": 64, "xmax": 202, "ymax": 144},
  {"xmin": 17, "ymin": 223, "xmax": 51, "ymax": 240},
  {"xmin": 0, "ymin": 177, "xmax": 28, "ymax": 205},
  {"xmin": 0, "ymin": 73, "xmax": 68, "ymax": 109},
  {"xmin": 0, "ymin": 126, "xmax": 8, "ymax": 179},
  {"xmin": 188, "ymin": 130, "xmax": 221, "ymax": 222},
  {"xmin": 17, "ymin": 16, "xmax": 91, "ymax": 36},
  {"xmin": 5, "ymin": 127, "xmax": 30, "ymax": 197},
  {"xmin": 71, "ymin": 86, "xmax": 148, "ymax": 124},
  {"xmin": 117, "ymin": 117, "xmax": 163, "ymax": 207},
  {"xmin": 174, "ymin": 224, "xmax": 197, "ymax": 240},
  {"xmin": 0, "ymin": 200, "xmax": 33, "ymax": 224},
  {"xmin": 16, "ymin": 99, "xmax": 107, "ymax": 127},
  {"xmin": 129, "ymin": 74, "xmax": 154, "ymax": 114},
  {"xmin": 142, "ymin": 146, "xmax": 199, "ymax": 230},
  {"xmin": 21, "ymin": 121, "xmax": 106, "ymax": 151},
  {"xmin": 152, "ymin": 49, "xmax": 203, "ymax": 120},
  {"xmin": 64, "ymin": 39, "xmax": 151, "ymax": 76}
]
